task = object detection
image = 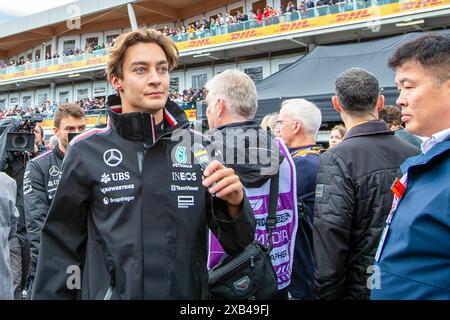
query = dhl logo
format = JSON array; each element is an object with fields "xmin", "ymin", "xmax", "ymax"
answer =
[
  {"xmin": 61, "ymin": 63, "xmax": 75, "ymax": 69},
  {"xmin": 336, "ymin": 9, "xmax": 372, "ymax": 22},
  {"xmin": 401, "ymin": 0, "xmax": 442, "ymax": 10},
  {"xmin": 279, "ymin": 20, "xmax": 311, "ymax": 32},
  {"xmin": 230, "ymin": 30, "xmax": 258, "ymax": 40},
  {"xmin": 87, "ymin": 58, "xmax": 102, "ymax": 64},
  {"xmin": 187, "ymin": 38, "xmax": 212, "ymax": 48}
]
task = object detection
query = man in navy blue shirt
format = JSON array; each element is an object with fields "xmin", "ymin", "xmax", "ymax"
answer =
[{"xmin": 277, "ymin": 98, "xmax": 323, "ymax": 300}]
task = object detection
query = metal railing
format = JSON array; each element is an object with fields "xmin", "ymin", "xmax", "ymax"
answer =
[
  {"xmin": 0, "ymin": 49, "xmax": 109, "ymax": 75},
  {"xmin": 169, "ymin": 0, "xmax": 398, "ymax": 42}
]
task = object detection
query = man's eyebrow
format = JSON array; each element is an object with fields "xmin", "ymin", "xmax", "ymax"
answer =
[
  {"xmin": 130, "ymin": 61, "xmax": 149, "ymax": 66},
  {"xmin": 396, "ymin": 77, "xmax": 415, "ymax": 85},
  {"xmin": 130, "ymin": 60, "xmax": 168, "ymax": 66}
]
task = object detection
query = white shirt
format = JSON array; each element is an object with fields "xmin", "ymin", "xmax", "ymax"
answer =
[{"xmin": 421, "ymin": 128, "xmax": 450, "ymax": 154}]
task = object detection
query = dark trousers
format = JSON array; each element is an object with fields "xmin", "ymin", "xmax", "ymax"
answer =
[{"xmin": 9, "ymin": 235, "xmax": 30, "ymax": 300}]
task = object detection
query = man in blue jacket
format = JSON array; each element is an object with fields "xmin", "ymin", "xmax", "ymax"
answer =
[{"xmin": 371, "ymin": 33, "xmax": 450, "ymax": 300}]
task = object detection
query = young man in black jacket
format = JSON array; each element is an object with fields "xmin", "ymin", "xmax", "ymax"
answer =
[
  {"xmin": 313, "ymin": 68, "xmax": 419, "ymax": 300},
  {"xmin": 24, "ymin": 103, "xmax": 86, "ymax": 295},
  {"xmin": 32, "ymin": 29, "xmax": 255, "ymax": 300}
]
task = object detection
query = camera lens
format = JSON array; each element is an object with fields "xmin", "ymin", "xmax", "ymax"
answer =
[{"xmin": 12, "ymin": 135, "xmax": 27, "ymax": 149}]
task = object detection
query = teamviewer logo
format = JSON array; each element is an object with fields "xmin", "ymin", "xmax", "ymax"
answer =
[{"xmin": 178, "ymin": 196, "xmax": 194, "ymax": 209}]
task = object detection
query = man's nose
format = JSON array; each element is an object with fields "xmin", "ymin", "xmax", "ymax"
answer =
[
  {"xmin": 148, "ymin": 68, "xmax": 162, "ymax": 85},
  {"xmin": 396, "ymin": 91, "xmax": 406, "ymax": 108}
]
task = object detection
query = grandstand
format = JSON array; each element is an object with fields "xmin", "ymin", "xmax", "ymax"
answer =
[{"xmin": 0, "ymin": 0, "xmax": 449, "ymax": 138}]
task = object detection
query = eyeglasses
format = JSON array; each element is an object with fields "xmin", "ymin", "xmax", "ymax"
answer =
[{"xmin": 276, "ymin": 119, "xmax": 302, "ymax": 126}]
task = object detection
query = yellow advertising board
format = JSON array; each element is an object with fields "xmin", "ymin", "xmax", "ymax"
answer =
[
  {"xmin": 0, "ymin": 55, "xmax": 108, "ymax": 81},
  {"xmin": 185, "ymin": 109, "xmax": 197, "ymax": 122},
  {"xmin": 177, "ymin": 0, "xmax": 449, "ymax": 50},
  {"xmin": 41, "ymin": 114, "xmax": 107, "ymax": 129}
]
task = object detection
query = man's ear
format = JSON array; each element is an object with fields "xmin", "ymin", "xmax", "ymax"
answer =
[
  {"xmin": 293, "ymin": 120, "xmax": 302, "ymax": 135},
  {"xmin": 376, "ymin": 95, "xmax": 385, "ymax": 112},
  {"xmin": 216, "ymin": 99, "xmax": 225, "ymax": 117},
  {"xmin": 332, "ymin": 96, "xmax": 343, "ymax": 113},
  {"xmin": 53, "ymin": 127, "xmax": 59, "ymax": 137},
  {"xmin": 110, "ymin": 75, "xmax": 123, "ymax": 91}
]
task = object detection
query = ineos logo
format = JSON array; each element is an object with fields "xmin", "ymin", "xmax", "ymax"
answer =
[
  {"xmin": 103, "ymin": 149, "xmax": 123, "ymax": 167},
  {"xmin": 49, "ymin": 166, "xmax": 60, "ymax": 177}
]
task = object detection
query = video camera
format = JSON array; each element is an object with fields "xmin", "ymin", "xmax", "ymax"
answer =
[
  {"xmin": 6, "ymin": 114, "xmax": 44, "ymax": 152},
  {"xmin": 0, "ymin": 113, "xmax": 44, "ymax": 171}
]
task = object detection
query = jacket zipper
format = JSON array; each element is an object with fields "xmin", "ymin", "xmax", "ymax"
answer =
[{"xmin": 103, "ymin": 263, "xmax": 116, "ymax": 300}]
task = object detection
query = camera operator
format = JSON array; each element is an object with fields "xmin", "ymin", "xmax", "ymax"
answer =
[
  {"xmin": 1, "ymin": 116, "xmax": 37, "ymax": 300},
  {"xmin": 23, "ymin": 103, "xmax": 86, "ymax": 296},
  {"xmin": 32, "ymin": 124, "xmax": 49, "ymax": 156}
]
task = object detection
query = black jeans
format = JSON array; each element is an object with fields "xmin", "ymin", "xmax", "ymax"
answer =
[{"xmin": 9, "ymin": 235, "xmax": 30, "ymax": 300}]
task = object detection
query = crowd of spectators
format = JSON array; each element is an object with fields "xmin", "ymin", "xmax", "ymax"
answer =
[
  {"xmin": 154, "ymin": 0, "xmax": 348, "ymax": 38},
  {"xmin": 0, "ymin": 97, "xmax": 106, "ymax": 120},
  {"xmin": 169, "ymin": 88, "xmax": 207, "ymax": 108},
  {"xmin": 0, "ymin": 89, "xmax": 206, "ymax": 120},
  {"xmin": 0, "ymin": 41, "xmax": 115, "ymax": 70}
]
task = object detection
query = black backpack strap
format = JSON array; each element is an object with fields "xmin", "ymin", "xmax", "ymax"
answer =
[{"xmin": 266, "ymin": 170, "xmax": 279, "ymax": 251}]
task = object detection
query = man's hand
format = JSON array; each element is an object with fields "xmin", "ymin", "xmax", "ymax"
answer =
[{"xmin": 202, "ymin": 160, "xmax": 244, "ymax": 218}]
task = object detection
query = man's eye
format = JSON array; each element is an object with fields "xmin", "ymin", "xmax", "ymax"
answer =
[
  {"xmin": 134, "ymin": 67, "xmax": 146, "ymax": 73},
  {"xmin": 158, "ymin": 66, "xmax": 169, "ymax": 73}
]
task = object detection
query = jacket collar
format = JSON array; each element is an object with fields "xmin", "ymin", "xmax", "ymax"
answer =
[
  {"xmin": 401, "ymin": 137, "xmax": 450, "ymax": 174},
  {"xmin": 53, "ymin": 144, "xmax": 64, "ymax": 160},
  {"xmin": 344, "ymin": 120, "xmax": 393, "ymax": 140},
  {"xmin": 215, "ymin": 120, "xmax": 258, "ymax": 131},
  {"xmin": 105, "ymin": 94, "xmax": 189, "ymax": 145}
]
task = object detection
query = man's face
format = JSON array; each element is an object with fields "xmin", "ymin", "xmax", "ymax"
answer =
[
  {"xmin": 34, "ymin": 125, "xmax": 43, "ymax": 146},
  {"xmin": 112, "ymin": 42, "xmax": 170, "ymax": 114},
  {"xmin": 276, "ymin": 108, "xmax": 296, "ymax": 147},
  {"xmin": 395, "ymin": 60, "xmax": 450, "ymax": 137},
  {"xmin": 329, "ymin": 129, "xmax": 343, "ymax": 148},
  {"xmin": 54, "ymin": 116, "xmax": 86, "ymax": 150}
]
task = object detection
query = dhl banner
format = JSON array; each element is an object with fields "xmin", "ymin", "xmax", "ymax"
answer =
[
  {"xmin": 178, "ymin": 0, "xmax": 448, "ymax": 50},
  {"xmin": 0, "ymin": 55, "xmax": 108, "ymax": 81},
  {"xmin": 0, "ymin": 0, "xmax": 448, "ymax": 82},
  {"xmin": 41, "ymin": 114, "xmax": 107, "ymax": 128}
]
